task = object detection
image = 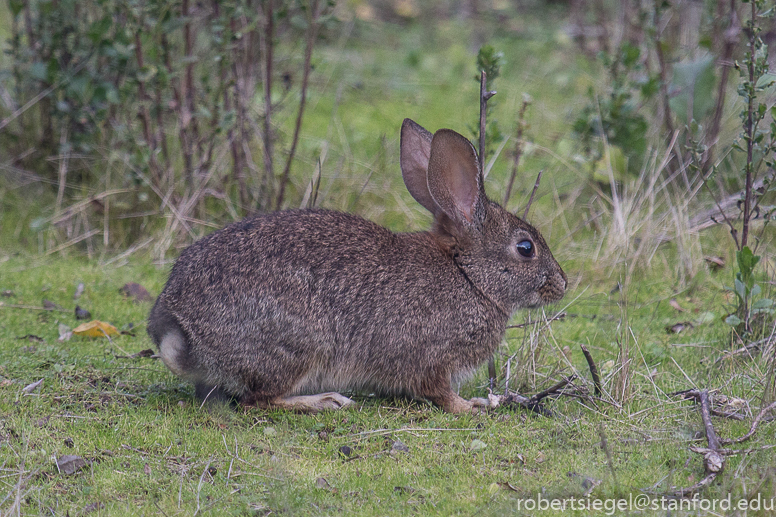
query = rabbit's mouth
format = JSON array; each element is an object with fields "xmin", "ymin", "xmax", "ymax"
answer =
[{"xmin": 538, "ymin": 272, "xmax": 567, "ymax": 304}]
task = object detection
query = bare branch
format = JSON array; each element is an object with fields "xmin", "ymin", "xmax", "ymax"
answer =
[{"xmin": 276, "ymin": 0, "xmax": 321, "ymax": 210}]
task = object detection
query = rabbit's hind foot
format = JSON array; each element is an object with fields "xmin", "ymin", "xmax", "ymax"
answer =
[{"xmin": 244, "ymin": 392, "xmax": 355, "ymax": 413}]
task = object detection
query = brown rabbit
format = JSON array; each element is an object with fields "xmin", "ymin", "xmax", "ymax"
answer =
[{"xmin": 147, "ymin": 119, "xmax": 566, "ymax": 413}]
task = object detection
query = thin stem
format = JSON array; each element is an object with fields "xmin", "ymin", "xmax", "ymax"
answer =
[
  {"xmin": 276, "ymin": 0, "xmax": 320, "ymax": 210},
  {"xmin": 479, "ymin": 70, "xmax": 487, "ymax": 173},
  {"xmin": 741, "ymin": 0, "xmax": 756, "ymax": 249},
  {"xmin": 261, "ymin": 0, "xmax": 275, "ymax": 209}
]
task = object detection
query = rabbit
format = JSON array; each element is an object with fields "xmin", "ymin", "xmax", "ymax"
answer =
[{"xmin": 147, "ymin": 119, "xmax": 567, "ymax": 413}]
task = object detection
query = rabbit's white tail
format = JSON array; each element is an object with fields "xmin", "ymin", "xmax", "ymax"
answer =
[{"xmin": 158, "ymin": 328, "xmax": 189, "ymax": 377}]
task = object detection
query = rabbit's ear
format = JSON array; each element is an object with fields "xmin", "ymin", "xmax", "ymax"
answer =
[
  {"xmin": 427, "ymin": 129, "xmax": 482, "ymax": 225},
  {"xmin": 400, "ymin": 119, "xmax": 438, "ymax": 214}
]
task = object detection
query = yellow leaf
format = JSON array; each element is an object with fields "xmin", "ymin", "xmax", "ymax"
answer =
[{"xmin": 73, "ymin": 320, "xmax": 118, "ymax": 338}]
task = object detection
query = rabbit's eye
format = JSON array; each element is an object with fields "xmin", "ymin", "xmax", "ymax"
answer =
[{"xmin": 516, "ymin": 240, "xmax": 534, "ymax": 258}]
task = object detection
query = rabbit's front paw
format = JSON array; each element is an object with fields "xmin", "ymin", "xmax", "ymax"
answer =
[{"xmin": 470, "ymin": 393, "xmax": 501, "ymax": 409}]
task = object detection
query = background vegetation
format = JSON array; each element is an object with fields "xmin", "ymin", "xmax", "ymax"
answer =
[{"xmin": 1, "ymin": 0, "xmax": 775, "ymax": 515}]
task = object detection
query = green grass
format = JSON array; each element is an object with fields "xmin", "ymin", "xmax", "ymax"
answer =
[{"xmin": 1, "ymin": 248, "xmax": 774, "ymax": 516}]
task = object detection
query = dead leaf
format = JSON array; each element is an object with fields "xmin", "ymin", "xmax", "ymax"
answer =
[
  {"xmin": 498, "ymin": 481, "xmax": 520, "ymax": 492},
  {"xmin": 64, "ymin": 437, "xmax": 74, "ymax": 448},
  {"xmin": 0, "ymin": 379, "xmax": 13, "ymax": 388},
  {"xmin": 56, "ymin": 455, "xmax": 87, "ymax": 475},
  {"xmin": 73, "ymin": 320, "xmax": 119, "ymax": 338},
  {"xmin": 666, "ymin": 321, "xmax": 694, "ymax": 334},
  {"xmin": 42, "ymin": 299, "xmax": 64, "ymax": 311},
  {"xmin": 75, "ymin": 305, "xmax": 92, "ymax": 320},
  {"xmin": 705, "ymin": 256, "xmax": 725, "ymax": 270},
  {"xmin": 669, "ymin": 298, "xmax": 685, "ymax": 312},
  {"xmin": 1, "ymin": 290, "xmax": 14, "ymax": 297},
  {"xmin": 58, "ymin": 324, "xmax": 73, "ymax": 342},
  {"xmin": 74, "ymin": 282, "xmax": 85, "ymax": 300},
  {"xmin": 568, "ymin": 472, "xmax": 602, "ymax": 493},
  {"xmin": 535, "ymin": 451, "xmax": 547, "ymax": 463},
  {"xmin": 315, "ymin": 477, "xmax": 331, "ymax": 489},
  {"xmin": 144, "ymin": 463, "xmax": 151, "ymax": 475},
  {"xmin": 120, "ymin": 283, "xmax": 153, "ymax": 302},
  {"xmin": 22, "ymin": 378, "xmax": 44, "ymax": 394}
]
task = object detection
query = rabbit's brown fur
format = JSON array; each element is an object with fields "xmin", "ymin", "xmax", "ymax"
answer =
[{"xmin": 148, "ymin": 119, "xmax": 566, "ymax": 412}]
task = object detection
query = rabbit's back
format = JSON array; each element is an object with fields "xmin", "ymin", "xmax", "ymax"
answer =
[{"xmin": 149, "ymin": 209, "xmax": 504, "ymax": 401}]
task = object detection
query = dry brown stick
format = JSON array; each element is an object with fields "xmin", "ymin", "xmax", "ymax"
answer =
[
  {"xmin": 260, "ymin": 0, "xmax": 275, "ymax": 208},
  {"xmin": 134, "ymin": 30, "xmax": 161, "ymax": 187},
  {"xmin": 579, "ymin": 343, "xmax": 602, "ymax": 396},
  {"xmin": 666, "ymin": 472, "xmax": 719, "ymax": 498},
  {"xmin": 741, "ymin": 0, "xmax": 757, "ymax": 249},
  {"xmin": 45, "ymin": 229, "xmax": 101, "ymax": 256},
  {"xmin": 652, "ymin": 0, "xmax": 675, "ymax": 146},
  {"xmin": 528, "ymin": 374, "xmax": 577, "ymax": 404},
  {"xmin": 477, "ymin": 69, "xmax": 498, "ymax": 390},
  {"xmin": 720, "ymin": 400, "xmax": 776, "ymax": 445},
  {"xmin": 522, "ymin": 169, "xmax": 543, "ymax": 220},
  {"xmin": 665, "ymin": 389, "xmax": 724, "ymax": 498},
  {"xmin": 698, "ymin": 390, "xmax": 723, "ymax": 453},
  {"xmin": 182, "ymin": 0, "xmax": 200, "ymax": 189},
  {"xmin": 503, "ymin": 96, "xmax": 530, "ymax": 206},
  {"xmin": 702, "ymin": 0, "xmax": 739, "ymax": 171},
  {"xmin": 500, "ymin": 392, "xmax": 554, "ymax": 417},
  {"xmin": 0, "ymin": 57, "xmax": 87, "ymax": 132},
  {"xmin": 478, "ymin": 70, "xmax": 488, "ymax": 175},
  {"xmin": 599, "ymin": 424, "xmax": 620, "ymax": 492},
  {"xmin": 500, "ymin": 375, "xmax": 576, "ymax": 417},
  {"xmin": 276, "ymin": 0, "xmax": 321, "ymax": 210},
  {"xmin": 0, "ymin": 303, "xmax": 69, "ymax": 313},
  {"xmin": 160, "ymin": 31, "xmax": 192, "ymax": 195},
  {"xmin": 702, "ymin": 179, "xmax": 741, "ymax": 249},
  {"xmin": 713, "ymin": 336, "xmax": 773, "ymax": 364},
  {"xmin": 673, "ymin": 389, "xmax": 746, "ymax": 420}
]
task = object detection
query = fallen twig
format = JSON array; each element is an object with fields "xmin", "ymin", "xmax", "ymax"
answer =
[
  {"xmin": 713, "ymin": 336, "xmax": 774, "ymax": 365},
  {"xmin": 0, "ymin": 302, "xmax": 69, "ymax": 313},
  {"xmin": 720, "ymin": 400, "xmax": 776, "ymax": 445},
  {"xmin": 499, "ymin": 375, "xmax": 577, "ymax": 417},
  {"xmin": 579, "ymin": 343, "xmax": 601, "ymax": 396},
  {"xmin": 673, "ymin": 389, "xmax": 747, "ymax": 420},
  {"xmin": 665, "ymin": 389, "xmax": 724, "ymax": 498}
]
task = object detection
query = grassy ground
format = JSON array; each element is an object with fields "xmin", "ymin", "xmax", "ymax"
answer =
[
  {"xmin": 2, "ymin": 6, "xmax": 776, "ymax": 517},
  {"xmin": 0, "ymin": 245, "xmax": 774, "ymax": 516}
]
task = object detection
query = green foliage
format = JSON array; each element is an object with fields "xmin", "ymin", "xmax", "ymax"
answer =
[
  {"xmin": 1, "ymin": 0, "xmax": 334, "ymax": 215},
  {"xmin": 721, "ymin": 0, "xmax": 776, "ymax": 337},
  {"xmin": 669, "ymin": 54, "xmax": 717, "ymax": 124},
  {"xmin": 725, "ymin": 247, "xmax": 773, "ymax": 333},
  {"xmin": 572, "ymin": 43, "xmax": 651, "ymax": 181}
]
